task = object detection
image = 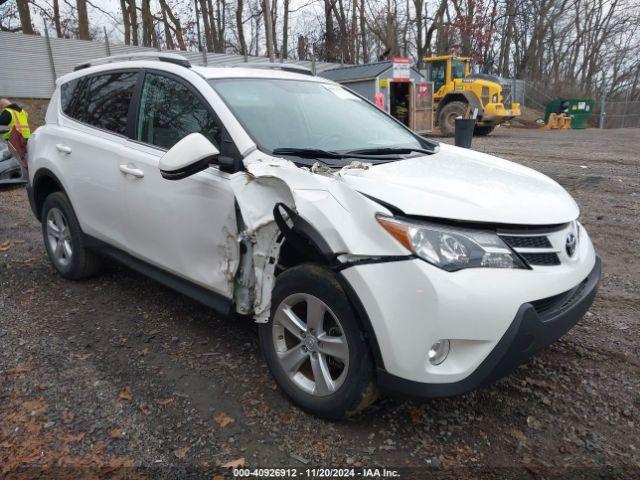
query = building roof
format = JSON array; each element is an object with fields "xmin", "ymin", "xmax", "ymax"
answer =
[
  {"xmin": 319, "ymin": 61, "xmax": 395, "ymax": 82},
  {"xmin": 320, "ymin": 60, "xmax": 423, "ymax": 83}
]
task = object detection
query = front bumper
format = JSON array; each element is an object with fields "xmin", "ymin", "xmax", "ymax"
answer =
[
  {"xmin": 377, "ymin": 255, "xmax": 601, "ymax": 398},
  {"xmin": 0, "ymin": 155, "xmax": 28, "ymax": 185},
  {"xmin": 479, "ymin": 102, "xmax": 521, "ymax": 125}
]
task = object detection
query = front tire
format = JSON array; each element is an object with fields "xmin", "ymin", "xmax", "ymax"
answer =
[
  {"xmin": 41, "ymin": 192, "xmax": 102, "ymax": 280},
  {"xmin": 438, "ymin": 100, "xmax": 468, "ymax": 137},
  {"xmin": 259, "ymin": 264, "xmax": 378, "ymax": 419}
]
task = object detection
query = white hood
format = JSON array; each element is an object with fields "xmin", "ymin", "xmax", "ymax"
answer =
[{"xmin": 338, "ymin": 143, "xmax": 579, "ymax": 225}]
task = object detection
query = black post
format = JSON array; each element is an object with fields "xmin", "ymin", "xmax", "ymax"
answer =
[
  {"xmin": 104, "ymin": 26, "xmax": 111, "ymax": 56},
  {"xmin": 43, "ymin": 24, "xmax": 58, "ymax": 89}
]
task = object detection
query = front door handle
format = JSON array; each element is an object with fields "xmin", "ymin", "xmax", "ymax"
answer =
[
  {"xmin": 56, "ymin": 144, "xmax": 72, "ymax": 154},
  {"xmin": 119, "ymin": 164, "xmax": 144, "ymax": 178}
]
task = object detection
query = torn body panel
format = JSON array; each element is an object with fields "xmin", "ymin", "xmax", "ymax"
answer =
[{"xmin": 229, "ymin": 163, "xmax": 295, "ymax": 322}]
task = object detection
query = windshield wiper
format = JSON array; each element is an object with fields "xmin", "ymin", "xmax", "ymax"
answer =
[
  {"xmin": 272, "ymin": 147, "xmax": 346, "ymax": 159},
  {"xmin": 344, "ymin": 147, "xmax": 434, "ymax": 156},
  {"xmin": 272, "ymin": 147, "xmax": 404, "ymax": 162}
]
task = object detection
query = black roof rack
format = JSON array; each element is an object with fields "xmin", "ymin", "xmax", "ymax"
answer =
[{"xmin": 74, "ymin": 52, "xmax": 191, "ymax": 71}]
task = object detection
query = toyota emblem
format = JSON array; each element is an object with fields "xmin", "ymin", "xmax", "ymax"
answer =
[{"xmin": 566, "ymin": 233, "xmax": 577, "ymax": 257}]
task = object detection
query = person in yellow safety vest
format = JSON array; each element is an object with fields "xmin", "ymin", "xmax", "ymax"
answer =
[{"xmin": 0, "ymin": 98, "xmax": 31, "ymax": 142}]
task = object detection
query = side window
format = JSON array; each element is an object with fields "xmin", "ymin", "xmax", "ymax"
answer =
[
  {"xmin": 136, "ymin": 73, "xmax": 221, "ymax": 150},
  {"xmin": 429, "ymin": 61, "xmax": 446, "ymax": 92},
  {"xmin": 82, "ymin": 71, "xmax": 138, "ymax": 135},
  {"xmin": 450, "ymin": 60, "xmax": 466, "ymax": 80}
]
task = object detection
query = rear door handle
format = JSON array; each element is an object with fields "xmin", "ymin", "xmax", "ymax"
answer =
[
  {"xmin": 119, "ymin": 164, "xmax": 144, "ymax": 178},
  {"xmin": 56, "ymin": 144, "xmax": 72, "ymax": 154}
]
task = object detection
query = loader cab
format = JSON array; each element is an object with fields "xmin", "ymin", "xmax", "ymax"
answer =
[{"xmin": 424, "ymin": 55, "xmax": 471, "ymax": 99}]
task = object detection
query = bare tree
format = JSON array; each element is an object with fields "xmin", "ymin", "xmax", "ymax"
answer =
[
  {"xmin": 120, "ymin": 0, "xmax": 131, "ymax": 44},
  {"xmin": 158, "ymin": 0, "xmax": 186, "ymax": 49},
  {"xmin": 52, "ymin": 0, "xmax": 62, "ymax": 36},
  {"xmin": 324, "ymin": 0, "xmax": 337, "ymax": 61},
  {"xmin": 16, "ymin": 0, "xmax": 34, "ymax": 34},
  {"xmin": 281, "ymin": 0, "xmax": 289, "ymax": 58},
  {"xmin": 236, "ymin": 0, "xmax": 248, "ymax": 56},
  {"xmin": 359, "ymin": 0, "xmax": 368, "ymax": 62},
  {"xmin": 199, "ymin": 0, "xmax": 214, "ymax": 50},
  {"xmin": 141, "ymin": 0, "xmax": 155, "ymax": 46},
  {"xmin": 76, "ymin": 0, "xmax": 90, "ymax": 39},
  {"xmin": 263, "ymin": 0, "xmax": 275, "ymax": 60}
]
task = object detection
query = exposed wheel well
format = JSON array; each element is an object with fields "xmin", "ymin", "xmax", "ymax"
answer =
[
  {"xmin": 33, "ymin": 170, "xmax": 65, "ymax": 221},
  {"xmin": 277, "ymin": 239, "xmax": 326, "ymax": 272}
]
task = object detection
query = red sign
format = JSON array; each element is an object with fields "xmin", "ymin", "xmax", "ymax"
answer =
[{"xmin": 418, "ymin": 82, "xmax": 429, "ymax": 97}]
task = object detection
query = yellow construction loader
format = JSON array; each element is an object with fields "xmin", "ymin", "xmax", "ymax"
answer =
[{"xmin": 424, "ymin": 55, "xmax": 521, "ymax": 136}]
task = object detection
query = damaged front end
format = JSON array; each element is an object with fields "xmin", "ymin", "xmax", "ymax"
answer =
[{"xmin": 229, "ymin": 155, "xmax": 411, "ymax": 322}]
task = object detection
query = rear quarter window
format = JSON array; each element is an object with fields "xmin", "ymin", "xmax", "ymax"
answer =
[
  {"xmin": 61, "ymin": 78, "xmax": 85, "ymax": 118},
  {"xmin": 60, "ymin": 71, "xmax": 138, "ymax": 136}
]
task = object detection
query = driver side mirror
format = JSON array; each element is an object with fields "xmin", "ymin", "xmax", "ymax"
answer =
[{"xmin": 159, "ymin": 133, "xmax": 220, "ymax": 180}]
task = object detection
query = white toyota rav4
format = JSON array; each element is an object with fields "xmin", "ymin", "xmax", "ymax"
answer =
[{"xmin": 26, "ymin": 53, "xmax": 600, "ymax": 419}]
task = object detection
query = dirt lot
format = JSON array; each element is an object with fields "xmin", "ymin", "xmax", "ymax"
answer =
[{"xmin": 1, "ymin": 125, "xmax": 639, "ymax": 478}]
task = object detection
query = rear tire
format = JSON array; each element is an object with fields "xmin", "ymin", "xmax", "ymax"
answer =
[
  {"xmin": 259, "ymin": 264, "xmax": 378, "ymax": 419},
  {"xmin": 41, "ymin": 192, "xmax": 102, "ymax": 280},
  {"xmin": 474, "ymin": 125, "xmax": 495, "ymax": 136},
  {"xmin": 438, "ymin": 101, "xmax": 468, "ymax": 137}
]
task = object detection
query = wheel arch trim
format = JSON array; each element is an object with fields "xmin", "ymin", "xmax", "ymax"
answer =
[
  {"xmin": 438, "ymin": 92, "xmax": 482, "ymax": 115},
  {"xmin": 30, "ymin": 167, "xmax": 69, "ymax": 221}
]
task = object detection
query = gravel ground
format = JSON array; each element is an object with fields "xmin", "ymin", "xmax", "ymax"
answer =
[{"xmin": 1, "ymin": 125, "xmax": 639, "ymax": 479}]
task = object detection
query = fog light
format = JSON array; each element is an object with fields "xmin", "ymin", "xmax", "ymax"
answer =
[{"xmin": 428, "ymin": 339, "xmax": 450, "ymax": 365}]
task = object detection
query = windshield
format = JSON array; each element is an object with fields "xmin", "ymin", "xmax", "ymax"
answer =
[{"xmin": 209, "ymin": 78, "xmax": 423, "ymax": 156}]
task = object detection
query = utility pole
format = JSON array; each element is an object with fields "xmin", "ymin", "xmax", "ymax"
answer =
[
  {"xmin": 599, "ymin": 88, "xmax": 606, "ymax": 129},
  {"xmin": 104, "ymin": 26, "xmax": 111, "ymax": 56}
]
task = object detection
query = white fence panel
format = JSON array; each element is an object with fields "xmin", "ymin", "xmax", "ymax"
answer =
[
  {"xmin": 0, "ymin": 32, "xmax": 57, "ymax": 98},
  {"xmin": 0, "ymin": 32, "xmax": 342, "ymax": 99}
]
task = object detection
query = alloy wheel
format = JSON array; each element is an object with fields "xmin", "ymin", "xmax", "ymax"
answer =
[
  {"xmin": 46, "ymin": 207, "xmax": 73, "ymax": 267},
  {"xmin": 272, "ymin": 293, "xmax": 349, "ymax": 396}
]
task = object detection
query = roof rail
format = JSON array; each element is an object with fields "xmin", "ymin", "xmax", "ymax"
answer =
[
  {"xmin": 74, "ymin": 52, "xmax": 191, "ymax": 71},
  {"xmin": 231, "ymin": 63, "xmax": 313, "ymax": 76}
]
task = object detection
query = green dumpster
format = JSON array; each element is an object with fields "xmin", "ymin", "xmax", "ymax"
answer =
[
  {"xmin": 567, "ymin": 99, "xmax": 594, "ymax": 128},
  {"xmin": 544, "ymin": 98, "xmax": 594, "ymax": 129}
]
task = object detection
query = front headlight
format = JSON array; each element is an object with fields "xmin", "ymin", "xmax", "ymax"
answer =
[{"xmin": 376, "ymin": 215, "xmax": 527, "ymax": 271}]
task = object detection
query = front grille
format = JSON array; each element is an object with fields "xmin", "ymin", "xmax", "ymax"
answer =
[
  {"xmin": 531, "ymin": 277, "xmax": 589, "ymax": 320},
  {"xmin": 500, "ymin": 233, "xmax": 559, "ymax": 267},
  {"xmin": 502, "ymin": 235, "xmax": 552, "ymax": 249},
  {"xmin": 521, "ymin": 252, "xmax": 561, "ymax": 266}
]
